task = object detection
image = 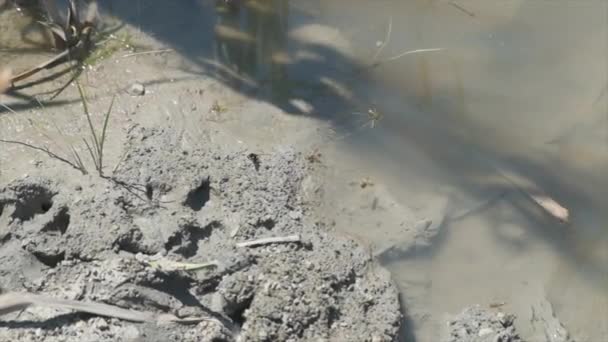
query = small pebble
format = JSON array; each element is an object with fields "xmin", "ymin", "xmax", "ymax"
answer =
[
  {"xmin": 123, "ymin": 326, "xmax": 141, "ymax": 339},
  {"xmin": 94, "ymin": 318, "xmax": 109, "ymax": 331},
  {"xmin": 371, "ymin": 335, "xmax": 385, "ymax": 342},
  {"xmin": 478, "ymin": 327, "xmax": 494, "ymax": 337},
  {"xmin": 288, "ymin": 210, "xmax": 302, "ymax": 220},
  {"xmin": 127, "ymin": 82, "xmax": 145, "ymax": 96}
]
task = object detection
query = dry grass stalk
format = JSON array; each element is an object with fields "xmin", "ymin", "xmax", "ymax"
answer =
[
  {"xmin": 0, "ymin": 138, "xmax": 87, "ymax": 173},
  {"xmin": 0, "ymin": 291, "xmax": 221, "ymax": 325},
  {"xmin": 236, "ymin": 234, "xmax": 301, "ymax": 248}
]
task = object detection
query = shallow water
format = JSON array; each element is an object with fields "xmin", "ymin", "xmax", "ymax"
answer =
[{"xmin": 2, "ymin": 0, "xmax": 608, "ymax": 340}]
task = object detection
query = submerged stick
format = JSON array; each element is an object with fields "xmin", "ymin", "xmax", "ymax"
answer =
[
  {"xmin": 236, "ymin": 234, "xmax": 301, "ymax": 248},
  {"xmin": 366, "ymin": 48, "xmax": 444, "ymax": 69},
  {"xmin": 449, "ymin": 1, "xmax": 475, "ymax": 17},
  {"xmin": 488, "ymin": 164, "xmax": 570, "ymax": 224},
  {"xmin": 383, "ymin": 48, "xmax": 444, "ymax": 62},
  {"xmin": 371, "ymin": 16, "xmax": 393, "ymax": 63}
]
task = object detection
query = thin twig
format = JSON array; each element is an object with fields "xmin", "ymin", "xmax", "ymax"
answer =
[
  {"xmin": 0, "ymin": 102, "xmax": 17, "ymax": 114},
  {"xmin": 236, "ymin": 234, "xmax": 301, "ymax": 248},
  {"xmin": 10, "ymin": 47, "xmax": 73, "ymax": 84},
  {"xmin": 50, "ymin": 120, "xmax": 85, "ymax": 171},
  {"xmin": 449, "ymin": 1, "xmax": 475, "ymax": 17},
  {"xmin": 384, "ymin": 48, "xmax": 444, "ymax": 62},
  {"xmin": 29, "ymin": 118, "xmax": 62, "ymax": 155},
  {"xmin": 0, "ymin": 139, "xmax": 85, "ymax": 173},
  {"xmin": 122, "ymin": 49, "xmax": 173, "ymax": 58},
  {"xmin": 371, "ymin": 16, "xmax": 392, "ymax": 63},
  {"xmin": 49, "ymin": 65, "xmax": 83, "ymax": 100}
]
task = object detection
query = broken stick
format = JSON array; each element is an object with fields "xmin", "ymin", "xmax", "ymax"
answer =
[{"xmin": 236, "ymin": 234, "xmax": 301, "ymax": 248}]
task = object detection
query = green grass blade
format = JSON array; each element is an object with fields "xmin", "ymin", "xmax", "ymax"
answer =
[
  {"xmin": 70, "ymin": 145, "xmax": 87, "ymax": 174},
  {"xmin": 83, "ymin": 137, "xmax": 99, "ymax": 171},
  {"xmin": 98, "ymin": 96, "xmax": 115, "ymax": 173},
  {"xmin": 76, "ymin": 81, "xmax": 101, "ymax": 156}
]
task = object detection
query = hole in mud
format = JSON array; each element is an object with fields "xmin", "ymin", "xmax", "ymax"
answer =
[
  {"xmin": 184, "ymin": 178, "xmax": 210, "ymax": 211},
  {"xmin": 0, "ymin": 233, "xmax": 11, "ymax": 244},
  {"xmin": 248, "ymin": 153, "xmax": 261, "ymax": 171},
  {"xmin": 32, "ymin": 251, "xmax": 65, "ymax": 267},
  {"xmin": 165, "ymin": 221, "xmax": 220, "ymax": 257},
  {"xmin": 40, "ymin": 201, "xmax": 52, "ymax": 213},
  {"xmin": 41, "ymin": 207, "xmax": 70, "ymax": 235},
  {"xmin": 114, "ymin": 229, "xmax": 148, "ymax": 254},
  {"xmin": 256, "ymin": 218, "xmax": 275, "ymax": 230},
  {"xmin": 224, "ymin": 295, "xmax": 254, "ymax": 327},
  {"xmin": 146, "ymin": 274, "xmax": 201, "ymax": 307},
  {"xmin": 145, "ymin": 184, "xmax": 154, "ymax": 200},
  {"xmin": 10, "ymin": 185, "xmax": 56, "ymax": 222},
  {"xmin": 327, "ymin": 306, "xmax": 341, "ymax": 329}
]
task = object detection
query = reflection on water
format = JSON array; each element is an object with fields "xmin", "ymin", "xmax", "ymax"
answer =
[
  {"xmin": 213, "ymin": 0, "xmax": 290, "ymax": 99},
  {"xmin": 3, "ymin": 0, "xmax": 608, "ymax": 340},
  {"xmin": 206, "ymin": 1, "xmax": 608, "ymax": 339},
  {"xmin": 204, "ymin": 0, "xmax": 363, "ymax": 120}
]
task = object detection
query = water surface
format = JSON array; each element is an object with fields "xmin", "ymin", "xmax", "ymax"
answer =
[{"xmin": 3, "ymin": 0, "xmax": 608, "ymax": 340}]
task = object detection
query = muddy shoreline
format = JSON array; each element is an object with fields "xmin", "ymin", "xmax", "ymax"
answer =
[{"xmin": 0, "ymin": 1, "xmax": 588, "ymax": 340}]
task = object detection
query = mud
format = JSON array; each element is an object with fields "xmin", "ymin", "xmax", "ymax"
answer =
[
  {"xmin": 0, "ymin": 126, "xmax": 402, "ymax": 341},
  {"xmin": 443, "ymin": 306, "xmax": 522, "ymax": 342}
]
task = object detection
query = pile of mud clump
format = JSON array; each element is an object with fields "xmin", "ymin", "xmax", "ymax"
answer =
[
  {"xmin": 0, "ymin": 126, "xmax": 401, "ymax": 341},
  {"xmin": 443, "ymin": 305, "xmax": 522, "ymax": 342}
]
